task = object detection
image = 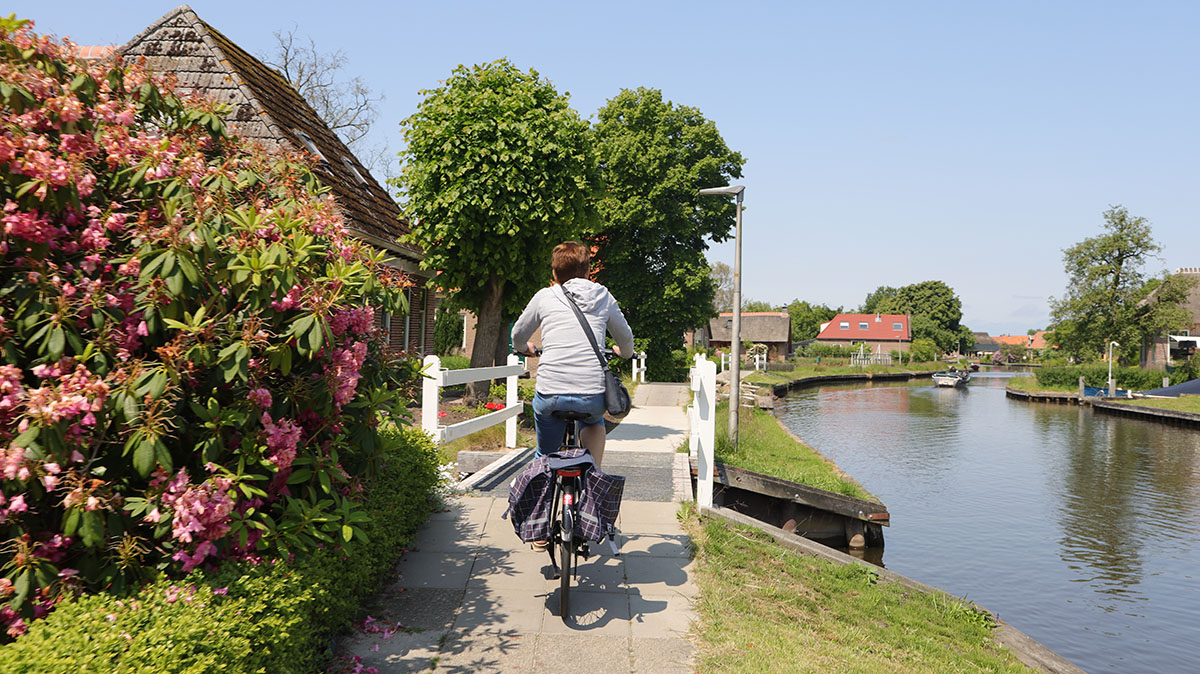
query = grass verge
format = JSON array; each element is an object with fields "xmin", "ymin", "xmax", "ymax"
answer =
[
  {"xmin": 714, "ymin": 400, "xmax": 873, "ymax": 501},
  {"xmin": 681, "ymin": 504, "xmax": 1033, "ymax": 673},
  {"xmin": 1005, "ymin": 376, "xmax": 1078, "ymax": 394},
  {"xmin": 1118, "ymin": 396, "xmax": 1200, "ymax": 414}
]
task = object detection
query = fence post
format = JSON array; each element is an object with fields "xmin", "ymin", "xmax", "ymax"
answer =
[
  {"xmin": 422, "ymin": 355, "xmax": 442, "ymax": 442},
  {"xmin": 691, "ymin": 353, "xmax": 716, "ymax": 508},
  {"xmin": 1079, "ymin": 375, "xmax": 1085, "ymax": 398},
  {"xmin": 505, "ymin": 354, "xmax": 519, "ymax": 448},
  {"xmin": 639, "ymin": 351, "xmax": 647, "ymax": 383}
]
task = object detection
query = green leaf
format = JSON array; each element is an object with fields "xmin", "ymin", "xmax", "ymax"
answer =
[
  {"xmin": 286, "ymin": 469, "xmax": 312, "ymax": 484},
  {"xmin": 342, "ymin": 525, "xmax": 353, "ymax": 543},
  {"xmin": 154, "ymin": 438, "xmax": 173, "ymax": 473},
  {"xmin": 133, "ymin": 437, "xmax": 155, "ymax": 476},
  {"xmin": 48, "ymin": 326, "xmax": 65, "ymax": 359},
  {"xmin": 12, "ymin": 569, "xmax": 31, "ymax": 608},
  {"xmin": 63, "ymin": 508, "xmax": 81, "ymax": 537},
  {"xmin": 80, "ymin": 510, "xmax": 105, "ymax": 548},
  {"xmin": 306, "ymin": 320, "xmax": 324, "ymax": 353},
  {"xmin": 13, "ymin": 425, "xmax": 39, "ymax": 448}
]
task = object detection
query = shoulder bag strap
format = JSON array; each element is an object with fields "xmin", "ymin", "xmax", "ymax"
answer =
[{"xmin": 556, "ymin": 284, "xmax": 609, "ymax": 370}]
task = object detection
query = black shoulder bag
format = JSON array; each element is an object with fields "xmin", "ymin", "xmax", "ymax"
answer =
[{"xmin": 558, "ymin": 285, "xmax": 632, "ymax": 418}]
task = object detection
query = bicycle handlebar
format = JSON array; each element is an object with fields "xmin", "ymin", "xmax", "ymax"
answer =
[{"xmin": 521, "ymin": 347, "xmax": 619, "ymax": 359}]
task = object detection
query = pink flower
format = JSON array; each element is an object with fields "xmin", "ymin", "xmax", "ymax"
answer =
[
  {"xmin": 261, "ymin": 413, "xmax": 302, "ymax": 470},
  {"xmin": 248, "ymin": 388, "xmax": 272, "ymax": 409},
  {"xmin": 325, "ymin": 341, "xmax": 367, "ymax": 409}
]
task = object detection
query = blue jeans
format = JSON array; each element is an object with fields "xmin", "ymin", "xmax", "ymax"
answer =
[{"xmin": 532, "ymin": 391, "xmax": 605, "ymax": 457}]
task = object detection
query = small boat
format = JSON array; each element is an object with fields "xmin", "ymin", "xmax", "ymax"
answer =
[{"xmin": 932, "ymin": 370, "xmax": 970, "ymax": 387}]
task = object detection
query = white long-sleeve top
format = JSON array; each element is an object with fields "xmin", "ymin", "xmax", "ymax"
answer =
[{"xmin": 511, "ymin": 278, "xmax": 635, "ymax": 395}]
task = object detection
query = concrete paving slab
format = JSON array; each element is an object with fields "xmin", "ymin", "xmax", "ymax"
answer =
[
  {"xmin": 454, "ymin": 586, "xmax": 546, "ymax": 634},
  {"xmin": 467, "ymin": 548, "xmax": 556, "ymax": 592},
  {"xmin": 624, "ymin": 556, "xmax": 698, "ymax": 598},
  {"xmin": 628, "ymin": 592, "xmax": 694, "ymax": 639},
  {"xmin": 531, "ymin": 634, "xmax": 633, "ymax": 673},
  {"xmin": 542, "ymin": 589, "xmax": 632, "ymax": 636},
  {"xmin": 437, "ymin": 627, "xmax": 537, "ymax": 674},
  {"xmin": 428, "ymin": 496, "xmax": 493, "ymax": 522},
  {"xmin": 410, "ymin": 516, "xmax": 484, "ymax": 553},
  {"xmin": 630, "ymin": 636, "xmax": 697, "ymax": 674},
  {"xmin": 620, "ymin": 500, "xmax": 685, "ymax": 525},
  {"xmin": 618, "ymin": 532, "xmax": 693, "ymax": 559},
  {"xmin": 570, "ymin": 554, "xmax": 628, "ymax": 593},
  {"xmin": 393, "ymin": 551, "xmax": 475, "ymax": 589}
]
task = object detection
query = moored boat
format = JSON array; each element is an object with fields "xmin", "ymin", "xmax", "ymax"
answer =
[{"xmin": 932, "ymin": 370, "xmax": 970, "ymax": 387}]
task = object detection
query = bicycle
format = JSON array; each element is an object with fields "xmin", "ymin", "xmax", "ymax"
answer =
[
  {"xmin": 545, "ymin": 409, "xmax": 593, "ymax": 618},
  {"xmin": 521, "ymin": 346, "xmax": 620, "ymax": 618}
]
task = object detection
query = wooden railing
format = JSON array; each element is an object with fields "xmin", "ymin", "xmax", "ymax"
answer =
[{"xmin": 421, "ymin": 354, "xmax": 524, "ymax": 447}]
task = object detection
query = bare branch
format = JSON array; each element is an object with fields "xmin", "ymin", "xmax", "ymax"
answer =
[{"xmin": 259, "ymin": 26, "xmax": 384, "ymax": 156}]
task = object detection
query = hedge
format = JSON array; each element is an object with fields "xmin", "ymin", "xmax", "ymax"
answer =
[
  {"xmin": 1035, "ymin": 363, "xmax": 1191, "ymax": 391},
  {"xmin": 0, "ymin": 424, "xmax": 440, "ymax": 673}
]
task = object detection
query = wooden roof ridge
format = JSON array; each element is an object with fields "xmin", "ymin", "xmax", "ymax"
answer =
[{"xmin": 117, "ymin": 5, "xmax": 423, "ymax": 268}]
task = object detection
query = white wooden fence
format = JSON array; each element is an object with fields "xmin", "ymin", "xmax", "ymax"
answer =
[
  {"xmin": 688, "ymin": 353, "xmax": 717, "ymax": 507},
  {"xmin": 849, "ymin": 353, "xmax": 892, "ymax": 367},
  {"xmin": 421, "ymin": 354, "xmax": 524, "ymax": 447},
  {"xmin": 631, "ymin": 351, "xmax": 648, "ymax": 383}
]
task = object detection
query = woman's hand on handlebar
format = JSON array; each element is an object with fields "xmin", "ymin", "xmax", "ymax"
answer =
[{"xmin": 517, "ymin": 342, "xmax": 541, "ymax": 357}]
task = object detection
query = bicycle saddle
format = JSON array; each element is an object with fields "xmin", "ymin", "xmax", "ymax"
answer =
[{"xmin": 551, "ymin": 410, "xmax": 593, "ymax": 422}]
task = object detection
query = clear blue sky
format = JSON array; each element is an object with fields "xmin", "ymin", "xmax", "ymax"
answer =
[{"xmin": 27, "ymin": 1, "xmax": 1200, "ymax": 335}]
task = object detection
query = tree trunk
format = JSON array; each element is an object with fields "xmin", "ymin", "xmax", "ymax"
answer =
[{"xmin": 467, "ymin": 275, "xmax": 504, "ymax": 403}]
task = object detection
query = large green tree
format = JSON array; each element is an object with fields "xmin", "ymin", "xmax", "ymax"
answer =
[
  {"xmin": 396, "ymin": 59, "xmax": 600, "ymax": 387},
  {"xmin": 1049, "ymin": 206, "xmax": 1195, "ymax": 362},
  {"xmin": 868, "ymin": 280, "xmax": 972, "ymax": 353},
  {"xmin": 590, "ymin": 88, "xmax": 744, "ymax": 379},
  {"xmin": 787, "ymin": 300, "xmax": 841, "ymax": 341}
]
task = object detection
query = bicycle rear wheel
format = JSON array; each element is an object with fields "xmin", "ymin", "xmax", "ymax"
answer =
[{"xmin": 559, "ymin": 484, "xmax": 575, "ymax": 617}]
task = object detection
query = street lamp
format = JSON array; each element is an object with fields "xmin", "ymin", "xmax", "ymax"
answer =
[
  {"xmin": 699, "ymin": 184, "xmax": 745, "ymax": 447},
  {"xmin": 1108, "ymin": 341, "xmax": 1119, "ymax": 397}
]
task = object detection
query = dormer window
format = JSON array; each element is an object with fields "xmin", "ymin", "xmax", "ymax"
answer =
[
  {"xmin": 342, "ymin": 156, "xmax": 368, "ymax": 185},
  {"xmin": 858, "ymin": 322, "xmax": 869, "ymax": 330},
  {"xmin": 292, "ymin": 129, "xmax": 328, "ymax": 164}
]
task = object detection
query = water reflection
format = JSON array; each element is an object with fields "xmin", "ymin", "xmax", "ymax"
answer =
[{"xmin": 778, "ymin": 375, "xmax": 1200, "ymax": 673}]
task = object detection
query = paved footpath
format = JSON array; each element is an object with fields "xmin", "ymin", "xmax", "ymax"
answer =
[{"xmin": 339, "ymin": 383, "xmax": 698, "ymax": 673}]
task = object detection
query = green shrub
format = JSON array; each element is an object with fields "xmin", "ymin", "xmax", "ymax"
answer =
[
  {"xmin": 908, "ymin": 338, "xmax": 939, "ymax": 363},
  {"xmin": 1036, "ymin": 364, "xmax": 1178, "ymax": 391},
  {"xmin": 432, "ymin": 304, "xmax": 464, "ymax": 356},
  {"xmin": 0, "ymin": 19, "xmax": 416, "ymax": 637},
  {"xmin": 437, "ymin": 354, "xmax": 471, "ymax": 370},
  {"xmin": 0, "ymin": 425, "xmax": 440, "ymax": 673}
]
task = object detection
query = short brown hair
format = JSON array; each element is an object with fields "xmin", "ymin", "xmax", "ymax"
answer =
[{"xmin": 551, "ymin": 241, "xmax": 590, "ymax": 284}]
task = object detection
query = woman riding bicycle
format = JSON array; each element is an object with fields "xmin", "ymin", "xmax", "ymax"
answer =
[{"xmin": 512, "ymin": 241, "xmax": 635, "ymax": 469}]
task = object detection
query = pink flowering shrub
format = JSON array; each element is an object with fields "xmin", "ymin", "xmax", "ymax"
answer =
[{"xmin": 0, "ymin": 19, "xmax": 418, "ymax": 638}]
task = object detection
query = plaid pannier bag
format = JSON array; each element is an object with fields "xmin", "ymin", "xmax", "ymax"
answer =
[
  {"xmin": 506, "ymin": 448, "xmax": 625, "ymax": 553},
  {"xmin": 505, "ymin": 453, "xmax": 555, "ymax": 543},
  {"xmin": 578, "ymin": 467, "xmax": 625, "ymax": 553}
]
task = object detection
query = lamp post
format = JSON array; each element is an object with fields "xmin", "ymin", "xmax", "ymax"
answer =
[
  {"xmin": 1108, "ymin": 341, "xmax": 1119, "ymax": 397},
  {"xmin": 699, "ymin": 184, "xmax": 745, "ymax": 447}
]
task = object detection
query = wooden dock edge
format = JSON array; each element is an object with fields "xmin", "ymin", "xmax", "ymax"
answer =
[
  {"xmin": 700, "ymin": 505, "xmax": 1086, "ymax": 674},
  {"xmin": 769, "ymin": 370, "xmax": 935, "ymax": 397},
  {"xmin": 1092, "ymin": 400, "xmax": 1200, "ymax": 427},
  {"xmin": 1005, "ymin": 387, "xmax": 1086, "ymax": 405}
]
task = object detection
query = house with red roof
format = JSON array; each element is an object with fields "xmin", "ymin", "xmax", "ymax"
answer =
[{"xmin": 815, "ymin": 313, "xmax": 911, "ymax": 352}]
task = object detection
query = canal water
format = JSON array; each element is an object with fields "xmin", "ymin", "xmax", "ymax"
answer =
[{"xmin": 776, "ymin": 372, "xmax": 1200, "ymax": 673}]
